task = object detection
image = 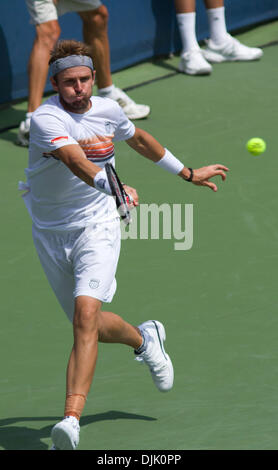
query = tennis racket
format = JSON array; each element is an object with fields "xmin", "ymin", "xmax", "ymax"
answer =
[{"xmin": 105, "ymin": 162, "xmax": 131, "ymax": 225}]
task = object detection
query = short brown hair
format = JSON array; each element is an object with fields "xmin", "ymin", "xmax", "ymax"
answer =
[{"xmin": 49, "ymin": 39, "xmax": 93, "ymax": 65}]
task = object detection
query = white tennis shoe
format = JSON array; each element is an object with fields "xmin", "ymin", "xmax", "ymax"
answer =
[
  {"xmin": 98, "ymin": 87, "xmax": 150, "ymax": 120},
  {"xmin": 178, "ymin": 48, "xmax": 212, "ymax": 76},
  {"xmin": 135, "ymin": 320, "xmax": 174, "ymax": 392},
  {"xmin": 51, "ymin": 416, "xmax": 80, "ymax": 450},
  {"xmin": 203, "ymin": 34, "xmax": 263, "ymax": 63}
]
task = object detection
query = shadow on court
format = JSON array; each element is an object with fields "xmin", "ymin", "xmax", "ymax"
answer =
[
  {"xmin": 151, "ymin": 57, "xmax": 179, "ymax": 73},
  {"xmin": 0, "ymin": 411, "xmax": 157, "ymax": 450}
]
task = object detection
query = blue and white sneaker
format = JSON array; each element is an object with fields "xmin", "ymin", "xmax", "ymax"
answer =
[
  {"xmin": 51, "ymin": 416, "xmax": 80, "ymax": 450},
  {"xmin": 135, "ymin": 320, "xmax": 174, "ymax": 392},
  {"xmin": 203, "ymin": 34, "xmax": 263, "ymax": 63}
]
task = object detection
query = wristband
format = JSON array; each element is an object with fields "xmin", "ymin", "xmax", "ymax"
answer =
[
  {"xmin": 155, "ymin": 148, "xmax": 184, "ymax": 175},
  {"xmin": 185, "ymin": 167, "xmax": 194, "ymax": 182},
  {"xmin": 94, "ymin": 169, "xmax": 112, "ymax": 195}
]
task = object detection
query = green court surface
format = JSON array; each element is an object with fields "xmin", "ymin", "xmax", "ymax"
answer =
[{"xmin": 1, "ymin": 22, "xmax": 278, "ymax": 450}]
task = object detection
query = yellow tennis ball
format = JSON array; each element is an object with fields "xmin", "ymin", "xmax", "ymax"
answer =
[{"xmin": 246, "ymin": 138, "xmax": 266, "ymax": 155}]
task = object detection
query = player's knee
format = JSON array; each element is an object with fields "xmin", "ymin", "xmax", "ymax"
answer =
[
  {"xmin": 73, "ymin": 301, "xmax": 100, "ymax": 333},
  {"xmin": 36, "ymin": 21, "xmax": 61, "ymax": 49}
]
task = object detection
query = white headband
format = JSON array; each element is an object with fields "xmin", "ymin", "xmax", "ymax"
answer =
[{"xmin": 50, "ymin": 55, "xmax": 94, "ymax": 77}]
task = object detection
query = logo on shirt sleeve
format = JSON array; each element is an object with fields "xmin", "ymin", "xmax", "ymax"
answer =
[{"xmin": 51, "ymin": 136, "xmax": 69, "ymax": 144}]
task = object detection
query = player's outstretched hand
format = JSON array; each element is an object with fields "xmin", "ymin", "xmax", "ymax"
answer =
[{"xmin": 191, "ymin": 164, "xmax": 229, "ymax": 192}]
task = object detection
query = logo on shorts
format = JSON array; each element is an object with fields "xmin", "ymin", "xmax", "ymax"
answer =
[{"xmin": 89, "ymin": 279, "xmax": 100, "ymax": 289}]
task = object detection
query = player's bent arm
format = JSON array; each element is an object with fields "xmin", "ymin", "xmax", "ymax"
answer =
[
  {"xmin": 52, "ymin": 144, "xmax": 101, "ymax": 184},
  {"xmin": 52, "ymin": 144, "xmax": 112, "ymax": 194},
  {"xmin": 126, "ymin": 128, "xmax": 229, "ymax": 192}
]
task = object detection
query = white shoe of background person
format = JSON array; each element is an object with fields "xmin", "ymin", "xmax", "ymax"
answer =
[
  {"xmin": 51, "ymin": 415, "xmax": 80, "ymax": 450},
  {"xmin": 134, "ymin": 320, "xmax": 174, "ymax": 392},
  {"xmin": 16, "ymin": 112, "xmax": 33, "ymax": 147},
  {"xmin": 203, "ymin": 34, "xmax": 263, "ymax": 63},
  {"xmin": 178, "ymin": 48, "xmax": 212, "ymax": 76},
  {"xmin": 98, "ymin": 86, "xmax": 150, "ymax": 120}
]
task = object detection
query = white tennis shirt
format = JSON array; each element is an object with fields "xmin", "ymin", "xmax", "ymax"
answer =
[{"xmin": 25, "ymin": 95, "xmax": 135, "ymax": 230}]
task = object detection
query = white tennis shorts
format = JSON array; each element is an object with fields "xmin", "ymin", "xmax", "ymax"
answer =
[
  {"xmin": 26, "ymin": 0, "xmax": 102, "ymax": 25},
  {"xmin": 32, "ymin": 219, "xmax": 121, "ymax": 323}
]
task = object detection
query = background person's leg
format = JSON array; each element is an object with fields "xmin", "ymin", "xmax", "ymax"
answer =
[
  {"xmin": 17, "ymin": 20, "xmax": 61, "ymax": 146},
  {"xmin": 174, "ymin": 0, "xmax": 212, "ymax": 75},
  {"xmin": 28, "ymin": 20, "xmax": 61, "ymax": 112},
  {"xmin": 79, "ymin": 6, "xmax": 150, "ymax": 119},
  {"xmin": 202, "ymin": 0, "xmax": 263, "ymax": 62},
  {"xmin": 79, "ymin": 6, "xmax": 112, "ymax": 89}
]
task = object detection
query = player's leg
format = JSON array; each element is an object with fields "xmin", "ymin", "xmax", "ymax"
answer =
[
  {"xmin": 174, "ymin": 0, "xmax": 212, "ymax": 75},
  {"xmin": 99, "ymin": 311, "xmax": 174, "ymax": 393},
  {"xmin": 51, "ymin": 308, "xmax": 174, "ymax": 450},
  {"xmin": 66, "ymin": 299, "xmax": 143, "ymax": 397},
  {"xmin": 51, "ymin": 295, "xmax": 143, "ymax": 450},
  {"xmin": 98, "ymin": 309, "xmax": 142, "ymax": 347},
  {"xmin": 78, "ymin": 5, "xmax": 150, "ymax": 119},
  {"xmin": 65, "ymin": 297, "xmax": 142, "ymax": 397},
  {"xmin": 202, "ymin": 0, "xmax": 263, "ymax": 62},
  {"xmin": 52, "ymin": 295, "xmax": 100, "ymax": 451},
  {"xmin": 66, "ymin": 296, "xmax": 102, "ymax": 399},
  {"xmin": 78, "ymin": 305, "xmax": 174, "ymax": 394}
]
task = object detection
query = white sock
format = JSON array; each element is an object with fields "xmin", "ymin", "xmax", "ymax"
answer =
[
  {"xmin": 176, "ymin": 12, "xmax": 200, "ymax": 54},
  {"xmin": 98, "ymin": 84, "xmax": 115, "ymax": 96},
  {"xmin": 207, "ymin": 7, "xmax": 228, "ymax": 45}
]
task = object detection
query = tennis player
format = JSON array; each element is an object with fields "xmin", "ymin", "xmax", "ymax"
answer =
[{"xmin": 21, "ymin": 39, "xmax": 228, "ymax": 450}]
